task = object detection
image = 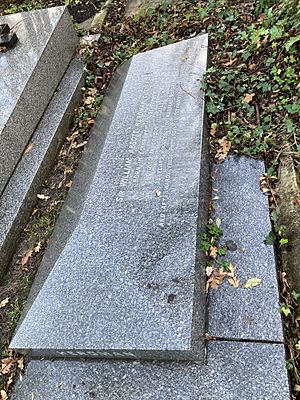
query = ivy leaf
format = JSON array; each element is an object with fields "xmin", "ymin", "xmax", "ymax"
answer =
[
  {"xmin": 280, "ymin": 305, "xmax": 291, "ymax": 317},
  {"xmin": 279, "ymin": 238, "xmax": 289, "ymax": 246},
  {"xmin": 264, "ymin": 231, "xmax": 276, "ymax": 245},
  {"xmin": 291, "ymin": 291, "xmax": 300, "ymax": 301},
  {"xmin": 270, "ymin": 25, "xmax": 283, "ymax": 41},
  {"xmin": 285, "ymin": 35, "xmax": 300, "ymax": 51}
]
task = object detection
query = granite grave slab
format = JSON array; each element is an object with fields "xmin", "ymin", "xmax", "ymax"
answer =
[
  {"xmin": 0, "ymin": 6, "xmax": 78, "ymax": 196},
  {"xmin": 0, "ymin": 57, "xmax": 84, "ymax": 278},
  {"xmin": 10, "ymin": 34, "xmax": 209, "ymax": 361},
  {"xmin": 11, "ymin": 341, "xmax": 290, "ymax": 399},
  {"xmin": 208, "ymin": 156, "xmax": 284, "ymax": 341}
]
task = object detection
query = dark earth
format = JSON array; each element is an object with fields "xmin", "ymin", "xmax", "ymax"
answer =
[{"xmin": 0, "ymin": 0, "xmax": 104, "ymax": 23}]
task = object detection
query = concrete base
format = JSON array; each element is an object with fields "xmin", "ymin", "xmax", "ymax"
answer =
[{"xmin": 11, "ymin": 341, "xmax": 290, "ymax": 399}]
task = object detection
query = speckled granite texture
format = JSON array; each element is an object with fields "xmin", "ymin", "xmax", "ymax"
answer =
[
  {"xmin": 11, "ymin": 341, "xmax": 290, "ymax": 400},
  {"xmin": 0, "ymin": 57, "xmax": 84, "ymax": 277},
  {"xmin": 0, "ymin": 6, "xmax": 78, "ymax": 195},
  {"xmin": 208, "ymin": 156, "xmax": 284, "ymax": 342},
  {"xmin": 10, "ymin": 34, "xmax": 209, "ymax": 361}
]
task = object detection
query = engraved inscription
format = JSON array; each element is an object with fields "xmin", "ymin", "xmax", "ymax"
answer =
[{"xmin": 114, "ymin": 72, "xmax": 196, "ymax": 228}]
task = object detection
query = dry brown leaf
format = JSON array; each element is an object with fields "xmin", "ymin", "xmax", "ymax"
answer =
[
  {"xmin": 23, "ymin": 142, "xmax": 34, "ymax": 155},
  {"xmin": 66, "ymin": 180, "xmax": 73, "ymax": 188},
  {"xmin": 1, "ymin": 357, "xmax": 14, "ymax": 375},
  {"xmin": 34, "ymin": 242, "xmax": 42, "ymax": 253},
  {"xmin": 227, "ymin": 264, "xmax": 240, "ymax": 288},
  {"xmin": 210, "ymin": 123, "xmax": 217, "ymax": 136},
  {"xmin": 87, "ymin": 87, "xmax": 97, "ymax": 97},
  {"xmin": 6, "ymin": 374, "xmax": 14, "ymax": 389},
  {"xmin": 73, "ymin": 141, "xmax": 88, "ymax": 149},
  {"xmin": 206, "ymin": 267, "xmax": 228, "ymax": 292},
  {"xmin": 228, "ymin": 277, "xmax": 240, "ymax": 288},
  {"xmin": 21, "ymin": 248, "xmax": 33, "ymax": 266},
  {"xmin": 242, "ymin": 93, "xmax": 255, "ymax": 103},
  {"xmin": 0, "ymin": 389, "xmax": 8, "ymax": 400},
  {"xmin": 206, "ymin": 266, "xmax": 213, "ymax": 276},
  {"xmin": 209, "ymin": 246, "xmax": 218, "ymax": 259},
  {"xmin": 293, "ymin": 196, "xmax": 300, "ymax": 207},
  {"xmin": 259, "ymin": 175, "xmax": 270, "ymax": 193},
  {"xmin": 0, "ymin": 298, "xmax": 9, "ymax": 309},
  {"xmin": 223, "ymin": 58, "xmax": 237, "ymax": 66},
  {"xmin": 216, "ymin": 137, "xmax": 231, "ymax": 161},
  {"xmin": 17, "ymin": 358, "xmax": 24, "ymax": 371},
  {"xmin": 84, "ymin": 96, "xmax": 94, "ymax": 105},
  {"xmin": 37, "ymin": 194, "xmax": 50, "ymax": 201}
]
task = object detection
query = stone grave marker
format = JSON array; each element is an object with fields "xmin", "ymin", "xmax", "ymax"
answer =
[
  {"xmin": 11, "ymin": 34, "xmax": 209, "ymax": 361},
  {"xmin": 0, "ymin": 7, "xmax": 77, "ymax": 196}
]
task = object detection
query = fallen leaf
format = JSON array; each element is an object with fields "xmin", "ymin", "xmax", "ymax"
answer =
[
  {"xmin": 223, "ymin": 58, "xmax": 237, "ymax": 66},
  {"xmin": 21, "ymin": 248, "xmax": 33, "ymax": 266},
  {"xmin": 0, "ymin": 297, "xmax": 9, "ymax": 308},
  {"xmin": 23, "ymin": 142, "xmax": 34, "ymax": 155},
  {"xmin": 73, "ymin": 141, "xmax": 88, "ymax": 149},
  {"xmin": 293, "ymin": 196, "xmax": 300, "ymax": 207},
  {"xmin": 84, "ymin": 96, "xmax": 94, "ymax": 105},
  {"xmin": 37, "ymin": 194, "xmax": 50, "ymax": 201},
  {"xmin": 66, "ymin": 180, "xmax": 73, "ymax": 188},
  {"xmin": 210, "ymin": 123, "xmax": 217, "ymax": 136},
  {"xmin": 6, "ymin": 373, "xmax": 14, "ymax": 389},
  {"xmin": 243, "ymin": 277, "xmax": 262, "ymax": 289},
  {"xmin": 259, "ymin": 175, "xmax": 270, "ymax": 193},
  {"xmin": 215, "ymin": 137, "xmax": 231, "ymax": 161},
  {"xmin": 242, "ymin": 93, "xmax": 255, "ymax": 104},
  {"xmin": 17, "ymin": 357, "xmax": 24, "ymax": 371},
  {"xmin": 34, "ymin": 242, "xmax": 42, "ymax": 253},
  {"xmin": 206, "ymin": 266, "xmax": 213, "ymax": 276},
  {"xmin": 228, "ymin": 277, "xmax": 239, "ymax": 288},
  {"xmin": 227, "ymin": 264, "xmax": 240, "ymax": 288},
  {"xmin": 1, "ymin": 357, "xmax": 14, "ymax": 375},
  {"xmin": 209, "ymin": 246, "xmax": 218, "ymax": 259},
  {"xmin": 0, "ymin": 389, "xmax": 8, "ymax": 400},
  {"xmin": 206, "ymin": 267, "xmax": 227, "ymax": 292}
]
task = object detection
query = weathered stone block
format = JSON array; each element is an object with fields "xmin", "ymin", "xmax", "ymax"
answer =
[
  {"xmin": 0, "ymin": 6, "xmax": 78, "ymax": 196},
  {"xmin": 0, "ymin": 57, "xmax": 84, "ymax": 278}
]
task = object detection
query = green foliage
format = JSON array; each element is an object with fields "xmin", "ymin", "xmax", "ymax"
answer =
[
  {"xmin": 264, "ymin": 231, "xmax": 276, "ymax": 245},
  {"xmin": 280, "ymin": 304, "xmax": 291, "ymax": 317},
  {"xmin": 65, "ymin": 0, "xmax": 80, "ymax": 5},
  {"xmin": 4, "ymin": 0, "xmax": 44, "ymax": 14},
  {"xmin": 200, "ymin": 223, "xmax": 223, "ymax": 252}
]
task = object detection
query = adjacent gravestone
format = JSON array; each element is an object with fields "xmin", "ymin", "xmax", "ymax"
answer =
[
  {"xmin": 0, "ymin": 7, "xmax": 78, "ymax": 196},
  {"xmin": 10, "ymin": 34, "xmax": 209, "ymax": 361}
]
